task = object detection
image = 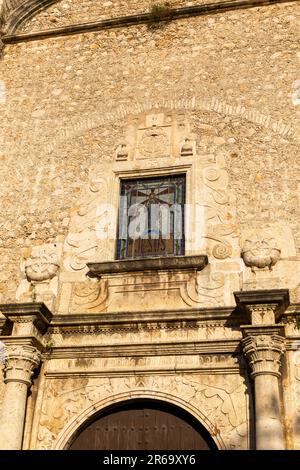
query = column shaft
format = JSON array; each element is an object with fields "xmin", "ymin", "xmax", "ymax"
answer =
[
  {"xmin": 254, "ymin": 374, "xmax": 284, "ymax": 449},
  {"xmin": 0, "ymin": 381, "xmax": 28, "ymax": 449}
]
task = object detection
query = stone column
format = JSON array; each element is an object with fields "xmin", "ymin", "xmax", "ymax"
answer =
[
  {"xmin": 0, "ymin": 344, "xmax": 41, "ymax": 450},
  {"xmin": 235, "ymin": 289, "xmax": 289, "ymax": 450},
  {"xmin": 242, "ymin": 330, "xmax": 285, "ymax": 449}
]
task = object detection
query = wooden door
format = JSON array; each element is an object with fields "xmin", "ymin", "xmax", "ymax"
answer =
[{"xmin": 69, "ymin": 402, "xmax": 216, "ymax": 450}]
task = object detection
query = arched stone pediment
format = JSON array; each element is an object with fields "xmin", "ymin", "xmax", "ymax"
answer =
[{"xmin": 1, "ymin": 0, "xmax": 200, "ymax": 34}]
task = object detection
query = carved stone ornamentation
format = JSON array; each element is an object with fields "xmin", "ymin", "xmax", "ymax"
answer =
[
  {"xmin": 180, "ymin": 137, "xmax": 194, "ymax": 157},
  {"xmin": 138, "ymin": 125, "xmax": 169, "ymax": 158},
  {"xmin": 116, "ymin": 143, "xmax": 129, "ymax": 161},
  {"xmin": 36, "ymin": 373, "xmax": 248, "ymax": 450},
  {"xmin": 3, "ymin": 344, "xmax": 41, "ymax": 386},
  {"xmin": 71, "ymin": 279, "xmax": 109, "ymax": 313},
  {"xmin": 0, "ymin": 0, "xmax": 19, "ymax": 28},
  {"xmin": 25, "ymin": 249, "xmax": 60, "ymax": 282},
  {"xmin": 64, "ymin": 168, "xmax": 112, "ymax": 272},
  {"xmin": 242, "ymin": 334, "xmax": 285, "ymax": 378},
  {"xmin": 241, "ymin": 237, "xmax": 281, "ymax": 272}
]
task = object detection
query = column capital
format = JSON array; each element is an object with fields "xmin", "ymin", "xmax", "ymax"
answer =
[
  {"xmin": 242, "ymin": 329, "xmax": 285, "ymax": 378},
  {"xmin": 2, "ymin": 343, "xmax": 41, "ymax": 387},
  {"xmin": 234, "ymin": 289, "xmax": 290, "ymax": 325}
]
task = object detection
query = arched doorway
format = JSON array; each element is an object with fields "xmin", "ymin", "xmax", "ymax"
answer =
[{"xmin": 69, "ymin": 400, "xmax": 217, "ymax": 450}]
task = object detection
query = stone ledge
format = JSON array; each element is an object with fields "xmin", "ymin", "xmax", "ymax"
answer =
[{"xmin": 87, "ymin": 254, "xmax": 208, "ymax": 277}]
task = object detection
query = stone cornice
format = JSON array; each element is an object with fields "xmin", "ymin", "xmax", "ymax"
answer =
[
  {"xmin": 87, "ymin": 255, "xmax": 208, "ymax": 277},
  {"xmin": 0, "ymin": 302, "xmax": 52, "ymax": 334},
  {"xmin": 49, "ymin": 306, "xmax": 246, "ymax": 330},
  {"xmin": 2, "ymin": 0, "xmax": 298, "ymax": 42},
  {"xmin": 43, "ymin": 339, "xmax": 241, "ymax": 359}
]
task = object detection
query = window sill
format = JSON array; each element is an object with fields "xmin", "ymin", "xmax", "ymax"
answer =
[{"xmin": 87, "ymin": 255, "xmax": 208, "ymax": 277}]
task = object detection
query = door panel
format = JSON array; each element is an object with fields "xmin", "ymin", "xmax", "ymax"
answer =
[{"xmin": 69, "ymin": 402, "xmax": 215, "ymax": 450}]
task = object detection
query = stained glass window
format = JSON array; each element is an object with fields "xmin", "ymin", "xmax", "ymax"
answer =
[{"xmin": 117, "ymin": 175, "xmax": 185, "ymax": 259}]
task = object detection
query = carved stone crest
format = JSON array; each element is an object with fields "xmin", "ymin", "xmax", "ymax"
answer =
[{"xmin": 138, "ymin": 125, "xmax": 169, "ymax": 158}]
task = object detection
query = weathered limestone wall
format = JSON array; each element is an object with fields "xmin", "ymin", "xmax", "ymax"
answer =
[
  {"xmin": 0, "ymin": 2, "xmax": 300, "ymax": 305},
  {"xmin": 0, "ymin": 0, "xmax": 300, "ymax": 450}
]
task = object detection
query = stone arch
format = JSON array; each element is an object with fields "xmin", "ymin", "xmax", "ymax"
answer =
[
  {"xmin": 53, "ymin": 390, "xmax": 226, "ymax": 450},
  {"xmin": 2, "ymin": 0, "xmax": 58, "ymax": 34}
]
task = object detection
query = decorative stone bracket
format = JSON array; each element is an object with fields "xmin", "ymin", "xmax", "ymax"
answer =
[
  {"xmin": 234, "ymin": 289, "xmax": 290, "ymax": 325},
  {"xmin": 0, "ymin": 302, "xmax": 53, "ymax": 337}
]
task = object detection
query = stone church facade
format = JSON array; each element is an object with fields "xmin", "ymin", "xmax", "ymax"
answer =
[{"xmin": 0, "ymin": 0, "xmax": 300, "ymax": 450}]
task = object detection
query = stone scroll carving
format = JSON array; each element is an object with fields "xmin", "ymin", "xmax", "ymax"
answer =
[
  {"xmin": 64, "ymin": 170, "xmax": 113, "ymax": 272},
  {"xmin": 199, "ymin": 153, "xmax": 238, "ymax": 259},
  {"xmin": 71, "ymin": 279, "xmax": 109, "ymax": 313},
  {"xmin": 181, "ymin": 272, "xmax": 225, "ymax": 307}
]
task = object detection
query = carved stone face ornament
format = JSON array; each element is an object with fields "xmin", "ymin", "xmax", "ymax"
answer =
[
  {"xmin": 241, "ymin": 237, "xmax": 281, "ymax": 272},
  {"xmin": 25, "ymin": 250, "xmax": 60, "ymax": 282}
]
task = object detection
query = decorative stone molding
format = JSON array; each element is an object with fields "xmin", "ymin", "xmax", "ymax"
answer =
[
  {"xmin": 241, "ymin": 236, "xmax": 281, "ymax": 272},
  {"xmin": 242, "ymin": 334, "xmax": 285, "ymax": 378},
  {"xmin": 3, "ymin": 344, "xmax": 41, "ymax": 386},
  {"xmin": 25, "ymin": 248, "xmax": 60, "ymax": 282}
]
